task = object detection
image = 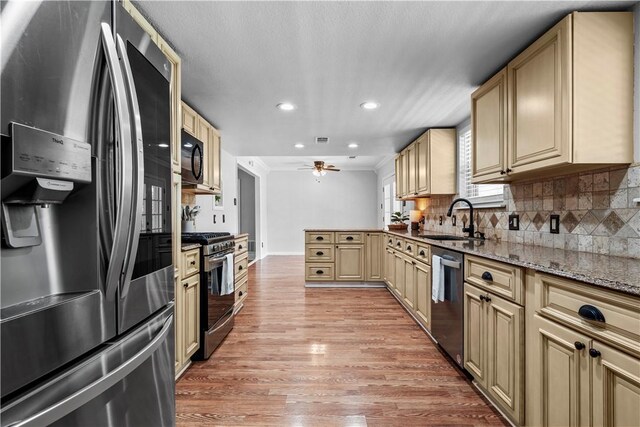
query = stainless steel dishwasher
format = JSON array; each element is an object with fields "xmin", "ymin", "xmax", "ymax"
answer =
[{"xmin": 430, "ymin": 246, "xmax": 464, "ymax": 368}]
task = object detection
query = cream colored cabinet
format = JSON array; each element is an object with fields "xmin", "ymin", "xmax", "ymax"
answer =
[
  {"xmin": 395, "ymin": 154, "xmax": 404, "ymax": 200},
  {"xmin": 384, "ymin": 247, "xmax": 395, "ymax": 289},
  {"xmin": 526, "ymin": 272, "xmax": 640, "ymax": 427},
  {"xmin": 403, "ymin": 255, "xmax": 415, "ymax": 309},
  {"xmin": 335, "ymin": 244, "xmax": 365, "ymax": 281},
  {"xmin": 197, "ymin": 117, "xmax": 210, "ymax": 189},
  {"xmin": 181, "ymin": 102, "xmax": 198, "ymax": 138},
  {"xmin": 414, "ymin": 261, "xmax": 431, "ymax": 330},
  {"xmin": 234, "ymin": 235, "xmax": 249, "ymax": 308},
  {"xmin": 464, "ymin": 282, "xmax": 524, "ymax": 425},
  {"xmin": 365, "ymin": 233, "xmax": 383, "ymax": 281},
  {"xmin": 474, "ymin": 12, "xmax": 633, "ymax": 183},
  {"xmin": 471, "ymin": 68, "xmax": 507, "ymax": 183},
  {"xmin": 393, "ymin": 250, "xmax": 405, "ymax": 298},
  {"xmin": 210, "ymin": 131, "xmax": 221, "ymax": 192},
  {"xmin": 395, "ymin": 128, "xmax": 457, "ymax": 198},
  {"xmin": 181, "ymin": 274, "xmax": 200, "ymax": 359}
]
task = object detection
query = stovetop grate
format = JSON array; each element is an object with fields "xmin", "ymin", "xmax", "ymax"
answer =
[{"xmin": 181, "ymin": 232, "xmax": 232, "ymax": 244}]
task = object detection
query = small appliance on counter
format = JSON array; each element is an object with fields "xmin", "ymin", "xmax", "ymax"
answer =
[{"xmin": 181, "ymin": 232, "xmax": 236, "ymax": 360}]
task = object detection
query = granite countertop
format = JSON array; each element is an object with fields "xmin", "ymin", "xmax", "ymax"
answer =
[
  {"xmin": 181, "ymin": 243, "xmax": 201, "ymax": 252},
  {"xmin": 386, "ymin": 229, "xmax": 640, "ymax": 297}
]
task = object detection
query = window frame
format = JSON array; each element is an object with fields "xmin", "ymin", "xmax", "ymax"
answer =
[{"xmin": 456, "ymin": 120, "xmax": 505, "ymax": 209}]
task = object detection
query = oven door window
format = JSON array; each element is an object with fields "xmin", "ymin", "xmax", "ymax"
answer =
[{"xmin": 205, "ymin": 259, "xmax": 235, "ymax": 330}]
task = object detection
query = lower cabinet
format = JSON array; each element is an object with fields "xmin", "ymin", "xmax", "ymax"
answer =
[
  {"xmin": 365, "ymin": 232, "xmax": 383, "ymax": 281},
  {"xmin": 384, "ymin": 247, "xmax": 395, "ymax": 288},
  {"xmin": 414, "ymin": 260, "xmax": 431, "ymax": 330},
  {"xmin": 335, "ymin": 244, "xmax": 365, "ymax": 281},
  {"xmin": 464, "ymin": 282, "xmax": 524, "ymax": 425},
  {"xmin": 403, "ymin": 255, "xmax": 415, "ymax": 309},
  {"xmin": 393, "ymin": 250, "xmax": 405, "ymax": 298},
  {"xmin": 181, "ymin": 274, "xmax": 200, "ymax": 359}
]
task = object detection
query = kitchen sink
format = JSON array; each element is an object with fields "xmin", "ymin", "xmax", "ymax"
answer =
[{"xmin": 419, "ymin": 234, "xmax": 483, "ymax": 241}]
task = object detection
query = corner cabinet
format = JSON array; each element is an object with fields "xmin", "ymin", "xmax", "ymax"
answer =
[
  {"xmin": 181, "ymin": 101, "xmax": 222, "ymax": 195},
  {"xmin": 395, "ymin": 128, "xmax": 456, "ymax": 199},
  {"xmin": 473, "ymin": 12, "xmax": 634, "ymax": 183}
]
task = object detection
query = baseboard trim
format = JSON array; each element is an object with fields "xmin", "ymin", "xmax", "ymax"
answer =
[
  {"xmin": 305, "ymin": 282, "xmax": 386, "ymax": 288},
  {"xmin": 266, "ymin": 252, "xmax": 304, "ymax": 256}
]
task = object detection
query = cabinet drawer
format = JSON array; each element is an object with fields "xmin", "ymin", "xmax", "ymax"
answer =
[
  {"xmin": 403, "ymin": 239, "xmax": 416, "ymax": 257},
  {"xmin": 385, "ymin": 234, "xmax": 395, "ymax": 247},
  {"xmin": 181, "ymin": 249, "xmax": 200, "ymax": 279},
  {"xmin": 305, "ymin": 245, "xmax": 334, "ymax": 262},
  {"xmin": 234, "ymin": 252, "xmax": 248, "ymax": 280},
  {"xmin": 336, "ymin": 232, "xmax": 363, "ymax": 244},
  {"xmin": 305, "ymin": 232, "xmax": 334, "ymax": 244},
  {"xmin": 393, "ymin": 237, "xmax": 405, "ymax": 252},
  {"xmin": 464, "ymin": 255, "xmax": 523, "ymax": 304},
  {"xmin": 415, "ymin": 243, "xmax": 431, "ymax": 264},
  {"xmin": 305, "ymin": 264, "xmax": 334, "ymax": 281},
  {"xmin": 235, "ymin": 275, "xmax": 248, "ymax": 303},
  {"xmin": 235, "ymin": 236, "xmax": 248, "ymax": 255},
  {"xmin": 534, "ymin": 272, "xmax": 640, "ymax": 356}
]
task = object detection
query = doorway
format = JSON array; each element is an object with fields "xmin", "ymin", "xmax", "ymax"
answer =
[{"xmin": 237, "ymin": 167, "xmax": 257, "ymax": 262}]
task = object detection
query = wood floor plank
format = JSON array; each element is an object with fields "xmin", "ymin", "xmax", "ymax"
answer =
[{"xmin": 176, "ymin": 255, "xmax": 507, "ymax": 426}]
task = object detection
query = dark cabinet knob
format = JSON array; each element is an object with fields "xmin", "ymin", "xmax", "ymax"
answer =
[
  {"xmin": 396, "ymin": 242, "xmax": 401, "ymax": 247},
  {"xmin": 388, "ymin": 239, "xmax": 393, "ymax": 244},
  {"xmin": 316, "ymin": 270, "xmax": 324, "ymax": 274},
  {"xmin": 578, "ymin": 305, "xmax": 606, "ymax": 323},
  {"xmin": 499, "ymin": 170, "xmax": 506, "ymax": 175},
  {"xmin": 406, "ymin": 246, "xmax": 412, "ymax": 251},
  {"xmin": 238, "ymin": 265, "xmax": 243, "ymax": 270},
  {"xmin": 485, "ymin": 295, "xmax": 492, "ymax": 302},
  {"xmin": 481, "ymin": 271, "xmax": 493, "ymax": 281},
  {"xmin": 190, "ymin": 260, "xmax": 196, "ymax": 265},
  {"xmin": 316, "ymin": 251, "xmax": 324, "ymax": 256},
  {"xmin": 239, "ymin": 245, "xmax": 243, "ymax": 249},
  {"xmin": 316, "ymin": 236, "xmax": 324, "ymax": 241},
  {"xmin": 506, "ymin": 168, "xmax": 512, "ymax": 173},
  {"xmin": 183, "ymin": 283, "xmax": 188, "ymax": 288},
  {"xmin": 589, "ymin": 348, "xmax": 601, "ymax": 358},
  {"xmin": 479, "ymin": 295, "xmax": 486, "ymax": 302},
  {"xmin": 419, "ymin": 250, "xmax": 425, "ymax": 256},
  {"xmin": 574, "ymin": 341, "xmax": 585, "ymax": 350},
  {"xmin": 346, "ymin": 236, "xmax": 354, "ymax": 241},
  {"xmin": 239, "ymin": 291, "xmax": 244, "ymax": 297}
]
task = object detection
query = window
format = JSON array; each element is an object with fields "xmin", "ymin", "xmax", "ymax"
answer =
[
  {"xmin": 382, "ymin": 176, "xmax": 404, "ymax": 225},
  {"xmin": 457, "ymin": 121, "xmax": 504, "ymax": 206}
]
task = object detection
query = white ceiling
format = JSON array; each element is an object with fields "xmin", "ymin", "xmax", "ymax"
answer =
[
  {"xmin": 256, "ymin": 155, "xmax": 389, "ymax": 171},
  {"xmin": 135, "ymin": 0, "xmax": 636, "ymax": 161}
]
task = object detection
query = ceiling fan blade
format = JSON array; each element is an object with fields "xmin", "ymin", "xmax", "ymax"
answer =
[
  {"xmin": 326, "ymin": 165, "xmax": 335, "ymax": 168},
  {"xmin": 325, "ymin": 168, "xmax": 341, "ymax": 172},
  {"xmin": 297, "ymin": 167, "xmax": 314, "ymax": 170}
]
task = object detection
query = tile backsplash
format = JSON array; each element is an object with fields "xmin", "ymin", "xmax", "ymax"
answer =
[{"xmin": 419, "ymin": 164, "xmax": 640, "ymax": 259}]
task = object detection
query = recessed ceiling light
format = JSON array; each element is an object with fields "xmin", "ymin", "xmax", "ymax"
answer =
[
  {"xmin": 294, "ymin": 143, "xmax": 304, "ymax": 149},
  {"xmin": 277, "ymin": 102, "xmax": 296, "ymax": 111},
  {"xmin": 158, "ymin": 143, "xmax": 169, "ymax": 148},
  {"xmin": 360, "ymin": 101, "xmax": 379, "ymax": 110},
  {"xmin": 348, "ymin": 143, "xmax": 359, "ymax": 148}
]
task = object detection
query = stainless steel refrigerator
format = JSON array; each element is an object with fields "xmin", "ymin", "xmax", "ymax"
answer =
[{"xmin": 1, "ymin": 1, "xmax": 175, "ymax": 425}]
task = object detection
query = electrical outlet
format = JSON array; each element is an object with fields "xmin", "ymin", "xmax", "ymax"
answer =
[
  {"xmin": 439, "ymin": 215, "xmax": 443, "ymax": 225},
  {"xmin": 222, "ymin": 214, "xmax": 226, "ymax": 223},
  {"xmin": 452, "ymin": 215, "xmax": 456, "ymax": 226},
  {"xmin": 213, "ymin": 214, "xmax": 216, "ymax": 224},
  {"xmin": 234, "ymin": 198, "xmax": 237, "ymax": 206},
  {"xmin": 550, "ymin": 214, "xmax": 560, "ymax": 234},
  {"xmin": 508, "ymin": 214, "xmax": 520, "ymax": 230}
]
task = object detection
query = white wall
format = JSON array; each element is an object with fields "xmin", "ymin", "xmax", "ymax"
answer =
[
  {"xmin": 266, "ymin": 170, "xmax": 378, "ymax": 254},
  {"xmin": 237, "ymin": 157, "xmax": 270, "ymax": 259},
  {"xmin": 194, "ymin": 148, "xmax": 239, "ymax": 233}
]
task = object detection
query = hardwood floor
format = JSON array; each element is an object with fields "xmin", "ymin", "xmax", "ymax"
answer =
[{"xmin": 176, "ymin": 255, "xmax": 507, "ymax": 426}]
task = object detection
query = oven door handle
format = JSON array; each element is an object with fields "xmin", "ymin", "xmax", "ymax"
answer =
[
  {"xmin": 440, "ymin": 258, "xmax": 461, "ymax": 269},
  {"xmin": 204, "ymin": 253, "xmax": 233, "ymax": 271}
]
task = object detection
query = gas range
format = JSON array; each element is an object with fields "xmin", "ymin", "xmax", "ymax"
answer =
[{"xmin": 182, "ymin": 232, "xmax": 235, "ymax": 256}]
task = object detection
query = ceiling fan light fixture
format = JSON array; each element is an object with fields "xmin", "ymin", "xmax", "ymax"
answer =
[
  {"xmin": 360, "ymin": 101, "xmax": 379, "ymax": 110},
  {"xmin": 276, "ymin": 102, "xmax": 296, "ymax": 111},
  {"xmin": 312, "ymin": 169, "xmax": 326, "ymax": 177}
]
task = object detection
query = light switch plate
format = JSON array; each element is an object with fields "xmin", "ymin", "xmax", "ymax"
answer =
[
  {"xmin": 550, "ymin": 214, "xmax": 560, "ymax": 234},
  {"xmin": 452, "ymin": 215, "xmax": 457, "ymax": 226},
  {"xmin": 439, "ymin": 215, "xmax": 443, "ymax": 225},
  {"xmin": 508, "ymin": 214, "xmax": 519, "ymax": 231}
]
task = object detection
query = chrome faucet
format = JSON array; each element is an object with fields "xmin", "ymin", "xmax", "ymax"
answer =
[{"xmin": 447, "ymin": 198, "xmax": 474, "ymax": 238}]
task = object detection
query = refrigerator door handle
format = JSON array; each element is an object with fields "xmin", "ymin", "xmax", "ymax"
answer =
[
  {"xmin": 6, "ymin": 315, "xmax": 173, "ymax": 427},
  {"xmin": 115, "ymin": 34, "xmax": 145, "ymax": 299},
  {"xmin": 100, "ymin": 23, "xmax": 135, "ymax": 301}
]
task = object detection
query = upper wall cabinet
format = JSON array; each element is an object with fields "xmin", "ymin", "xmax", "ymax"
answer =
[
  {"xmin": 396, "ymin": 128, "xmax": 456, "ymax": 199},
  {"xmin": 472, "ymin": 12, "xmax": 634, "ymax": 184},
  {"xmin": 181, "ymin": 101, "xmax": 222, "ymax": 194}
]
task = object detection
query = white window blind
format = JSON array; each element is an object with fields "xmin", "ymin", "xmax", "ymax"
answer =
[{"xmin": 457, "ymin": 123, "xmax": 504, "ymax": 205}]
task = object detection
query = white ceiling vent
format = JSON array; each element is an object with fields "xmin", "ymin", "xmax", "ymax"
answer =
[{"xmin": 315, "ymin": 137, "xmax": 329, "ymax": 144}]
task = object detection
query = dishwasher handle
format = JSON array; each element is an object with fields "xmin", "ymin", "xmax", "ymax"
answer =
[{"xmin": 440, "ymin": 258, "xmax": 461, "ymax": 269}]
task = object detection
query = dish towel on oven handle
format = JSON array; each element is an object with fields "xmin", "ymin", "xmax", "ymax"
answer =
[
  {"xmin": 220, "ymin": 253, "xmax": 235, "ymax": 295},
  {"xmin": 431, "ymin": 255, "xmax": 445, "ymax": 303}
]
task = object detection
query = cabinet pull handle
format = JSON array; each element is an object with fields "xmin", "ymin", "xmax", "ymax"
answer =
[
  {"xmin": 316, "ymin": 236, "xmax": 324, "ymax": 241},
  {"xmin": 239, "ymin": 291, "xmax": 244, "ymax": 297},
  {"xmin": 183, "ymin": 283, "xmax": 188, "ymax": 288},
  {"xmin": 574, "ymin": 341, "xmax": 585, "ymax": 350},
  {"xmin": 346, "ymin": 236, "xmax": 354, "ymax": 241},
  {"xmin": 316, "ymin": 251, "xmax": 324, "ymax": 256},
  {"xmin": 481, "ymin": 271, "xmax": 493, "ymax": 281},
  {"xmin": 316, "ymin": 270, "xmax": 324, "ymax": 275},
  {"xmin": 388, "ymin": 239, "xmax": 393, "ymax": 244},
  {"xmin": 396, "ymin": 242, "xmax": 401, "ymax": 247},
  {"xmin": 238, "ymin": 265, "xmax": 243, "ymax": 270},
  {"xmin": 589, "ymin": 348, "xmax": 601, "ymax": 358},
  {"xmin": 479, "ymin": 295, "xmax": 486, "ymax": 302},
  {"xmin": 406, "ymin": 245, "xmax": 412, "ymax": 251},
  {"xmin": 578, "ymin": 305, "xmax": 606, "ymax": 323},
  {"xmin": 190, "ymin": 260, "xmax": 196, "ymax": 266},
  {"xmin": 499, "ymin": 170, "xmax": 505, "ymax": 175},
  {"xmin": 238, "ymin": 245, "xmax": 243, "ymax": 250},
  {"xmin": 419, "ymin": 250, "xmax": 425, "ymax": 256},
  {"xmin": 484, "ymin": 295, "xmax": 491, "ymax": 303},
  {"xmin": 506, "ymin": 168, "xmax": 512, "ymax": 173}
]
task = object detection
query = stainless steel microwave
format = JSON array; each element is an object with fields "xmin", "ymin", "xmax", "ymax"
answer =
[{"xmin": 181, "ymin": 130, "xmax": 204, "ymax": 185}]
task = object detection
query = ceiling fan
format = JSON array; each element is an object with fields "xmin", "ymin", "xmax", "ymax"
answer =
[{"xmin": 298, "ymin": 161, "xmax": 341, "ymax": 176}]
